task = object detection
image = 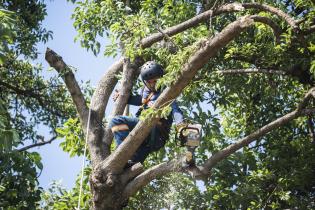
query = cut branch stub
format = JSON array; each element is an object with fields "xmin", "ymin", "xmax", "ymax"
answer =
[
  {"xmin": 45, "ymin": 48, "xmax": 107, "ymax": 164},
  {"xmin": 45, "ymin": 48, "xmax": 89, "ymax": 128}
]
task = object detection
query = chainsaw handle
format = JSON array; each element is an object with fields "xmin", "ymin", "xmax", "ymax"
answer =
[{"xmin": 179, "ymin": 126, "xmax": 200, "ymax": 135}]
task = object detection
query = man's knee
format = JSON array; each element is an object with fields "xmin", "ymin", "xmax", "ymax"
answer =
[
  {"xmin": 111, "ymin": 124, "xmax": 129, "ymax": 133},
  {"xmin": 109, "ymin": 116, "xmax": 129, "ymax": 133}
]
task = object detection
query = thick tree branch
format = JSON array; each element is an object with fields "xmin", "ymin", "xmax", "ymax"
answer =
[
  {"xmin": 140, "ymin": 3, "xmax": 244, "ymax": 48},
  {"xmin": 122, "ymin": 160, "xmax": 179, "ymax": 199},
  {"xmin": 17, "ymin": 136, "xmax": 57, "ymax": 152},
  {"xmin": 45, "ymin": 48, "xmax": 107, "ymax": 164},
  {"xmin": 250, "ymin": 15, "xmax": 282, "ymax": 43},
  {"xmin": 216, "ymin": 68, "xmax": 286, "ymax": 75},
  {"xmin": 90, "ymin": 58, "xmax": 123, "ymax": 121},
  {"xmin": 83, "ymin": 58, "xmax": 124, "ymax": 161},
  {"xmin": 112, "ymin": 58, "xmax": 138, "ymax": 117},
  {"xmin": 201, "ymin": 88, "xmax": 315, "ymax": 173},
  {"xmin": 242, "ymin": 3, "xmax": 297, "ymax": 29},
  {"xmin": 141, "ymin": 2, "xmax": 298, "ymax": 48},
  {"xmin": 120, "ymin": 163, "xmax": 144, "ymax": 186},
  {"xmin": 45, "ymin": 48, "xmax": 89, "ymax": 127},
  {"xmin": 98, "ymin": 16, "xmax": 255, "ymax": 175},
  {"xmin": 103, "ymin": 58, "xmax": 139, "ymax": 146}
]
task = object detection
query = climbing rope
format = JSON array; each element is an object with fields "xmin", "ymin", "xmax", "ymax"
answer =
[{"xmin": 77, "ymin": 104, "xmax": 92, "ymax": 210}]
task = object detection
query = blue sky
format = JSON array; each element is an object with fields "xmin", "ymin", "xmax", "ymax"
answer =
[{"xmin": 34, "ymin": 1, "xmax": 115, "ymax": 190}]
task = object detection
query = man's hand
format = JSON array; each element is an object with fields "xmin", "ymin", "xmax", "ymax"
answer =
[{"xmin": 112, "ymin": 89, "xmax": 119, "ymax": 102}]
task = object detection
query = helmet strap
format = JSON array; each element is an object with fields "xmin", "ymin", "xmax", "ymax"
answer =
[{"xmin": 142, "ymin": 78, "xmax": 156, "ymax": 92}]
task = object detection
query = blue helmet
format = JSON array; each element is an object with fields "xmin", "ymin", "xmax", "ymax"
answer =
[{"xmin": 140, "ymin": 61, "xmax": 164, "ymax": 81}]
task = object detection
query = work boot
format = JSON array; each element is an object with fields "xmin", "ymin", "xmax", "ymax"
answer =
[{"xmin": 124, "ymin": 160, "xmax": 137, "ymax": 169}]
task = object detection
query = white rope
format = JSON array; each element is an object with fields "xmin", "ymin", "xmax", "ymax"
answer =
[{"xmin": 77, "ymin": 105, "xmax": 92, "ymax": 210}]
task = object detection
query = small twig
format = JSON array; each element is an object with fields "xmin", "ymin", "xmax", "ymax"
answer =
[
  {"xmin": 17, "ymin": 136, "xmax": 58, "ymax": 152},
  {"xmin": 155, "ymin": 25, "xmax": 179, "ymax": 51},
  {"xmin": 208, "ymin": 0, "xmax": 219, "ymax": 30},
  {"xmin": 262, "ymin": 183, "xmax": 279, "ymax": 209}
]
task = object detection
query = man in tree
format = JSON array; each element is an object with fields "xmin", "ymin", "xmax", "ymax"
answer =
[{"xmin": 109, "ymin": 61, "xmax": 187, "ymax": 167}]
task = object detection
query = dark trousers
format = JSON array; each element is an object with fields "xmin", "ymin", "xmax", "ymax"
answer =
[{"xmin": 109, "ymin": 115, "xmax": 164, "ymax": 163}]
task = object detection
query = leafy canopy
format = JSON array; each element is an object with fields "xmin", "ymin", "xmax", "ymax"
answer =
[{"xmin": 45, "ymin": 0, "xmax": 315, "ymax": 209}]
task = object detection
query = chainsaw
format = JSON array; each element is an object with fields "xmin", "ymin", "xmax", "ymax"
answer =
[{"xmin": 178, "ymin": 124, "xmax": 202, "ymax": 165}]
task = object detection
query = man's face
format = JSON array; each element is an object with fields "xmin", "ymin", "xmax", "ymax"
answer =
[{"xmin": 145, "ymin": 77, "xmax": 159, "ymax": 91}]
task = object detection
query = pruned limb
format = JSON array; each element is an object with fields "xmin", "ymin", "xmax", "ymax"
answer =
[
  {"xmin": 45, "ymin": 48, "xmax": 89, "ymax": 128},
  {"xmin": 17, "ymin": 136, "xmax": 57, "ymax": 152},
  {"xmin": 201, "ymin": 88, "xmax": 315, "ymax": 172},
  {"xmin": 45, "ymin": 48, "xmax": 107, "ymax": 164},
  {"xmin": 98, "ymin": 16, "xmax": 255, "ymax": 175},
  {"xmin": 217, "ymin": 68, "xmax": 286, "ymax": 75}
]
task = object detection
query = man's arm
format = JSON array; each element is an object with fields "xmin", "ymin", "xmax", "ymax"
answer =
[
  {"xmin": 127, "ymin": 95, "xmax": 142, "ymax": 106},
  {"xmin": 171, "ymin": 101, "xmax": 184, "ymax": 125}
]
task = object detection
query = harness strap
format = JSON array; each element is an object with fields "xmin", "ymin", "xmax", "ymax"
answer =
[{"xmin": 141, "ymin": 91, "xmax": 155, "ymax": 106}]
